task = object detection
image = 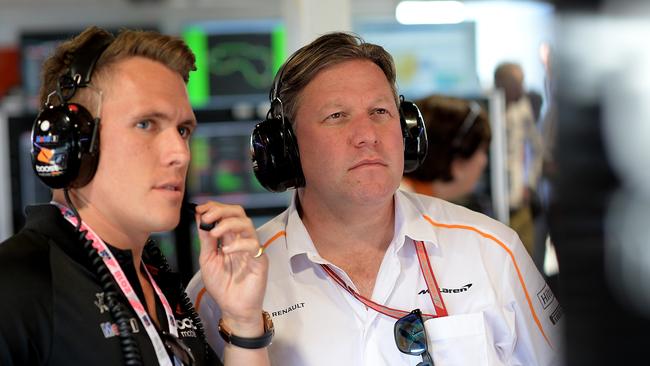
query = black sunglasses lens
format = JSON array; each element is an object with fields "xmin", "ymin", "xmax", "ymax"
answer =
[{"xmin": 394, "ymin": 312, "xmax": 427, "ymax": 355}]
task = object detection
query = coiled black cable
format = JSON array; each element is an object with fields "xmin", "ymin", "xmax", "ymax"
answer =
[
  {"xmin": 144, "ymin": 240, "xmax": 210, "ymax": 360},
  {"xmin": 81, "ymin": 232, "xmax": 142, "ymax": 365},
  {"xmin": 63, "ymin": 189, "xmax": 211, "ymax": 365},
  {"xmin": 65, "ymin": 189, "xmax": 143, "ymax": 365}
]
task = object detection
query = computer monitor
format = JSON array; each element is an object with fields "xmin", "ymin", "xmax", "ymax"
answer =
[
  {"xmin": 187, "ymin": 117, "xmax": 291, "ymax": 209},
  {"xmin": 182, "ymin": 20, "xmax": 287, "ymax": 109},
  {"xmin": 7, "ymin": 115, "xmax": 50, "ymax": 233},
  {"xmin": 19, "ymin": 30, "xmax": 79, "ymax": 111},
  {"xmin": 355, "ymin": 21, "xmax": 481, "ymax": 100},
  {"xmin": 19, "ymin": 26, "xmax": 157, "ymax": 113},
  {"xmin": 184, "ymin": 115, "xmax": 291, "ymax": 272}
]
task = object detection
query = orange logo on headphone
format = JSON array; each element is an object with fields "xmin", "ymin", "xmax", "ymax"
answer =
[{"xmin": 37, "ymin": 147, "xmax": 54, "ymax": 164}]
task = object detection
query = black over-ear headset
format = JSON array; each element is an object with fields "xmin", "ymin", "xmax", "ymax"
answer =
[
  {"xmin": 31, "ymin": 32, "xmax": 114, "ymax": 189},
  {"xmin": 250, "ymin": 60, "xmax": 428, "ymax": 193}
]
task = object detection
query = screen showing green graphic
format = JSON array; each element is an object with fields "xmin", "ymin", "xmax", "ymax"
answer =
[
  {"xmin": 187, "ymin": 120, "xmax": 291, "ymax": 209},
  {"xmin": 208, "ymin": 33, "xmax": 273, "ymax": 96},
  {"xmin": 183, "ymin": 21, "xmax": 286, "ymax": 108}
]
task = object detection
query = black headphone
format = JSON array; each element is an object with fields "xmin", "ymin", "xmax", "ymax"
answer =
[
  {"xmin": 250, "ymin": 61, "xmax": 428, "ymax": 193},
  {"xmin": 31, "ymin": 32, "xmax": 114, "ymax": 189}
]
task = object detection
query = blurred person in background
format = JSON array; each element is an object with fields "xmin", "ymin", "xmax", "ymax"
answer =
[
  {"xmin": 494, "ymin": 62, "xmax": 545, "ymax": 257},
  {"xmin": 402, "ymin": 95, "xmax": 492, "ymax": 215}
]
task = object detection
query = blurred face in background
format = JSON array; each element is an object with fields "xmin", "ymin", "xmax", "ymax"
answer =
[
  {"xmin": 501, "ymin": 65, "xmax": 525, "ymax": 104},
  {"xmin": 450, "ymin": 143, "xmax": 489, "ymax": 198}
]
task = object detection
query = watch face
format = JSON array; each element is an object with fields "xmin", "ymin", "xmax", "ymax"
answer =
[
  {"xmin": 262, "ymin": 311, "xmax": 275, "ymax": 333},
  {"xmin": 217, "ymin": 320, "xmax": 231, "ymax": 343}
]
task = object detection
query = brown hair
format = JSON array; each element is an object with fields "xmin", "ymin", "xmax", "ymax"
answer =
[
  {"xmin": 39, "ymin": 26, "xmax": 196, "ymax": 109},
  {"xmin": 405, "ymin": 95, "xmax": 491, "ymax": 182},
  {"xmin": 273, "ymin": 32, "xmax": 398, "ymax": 125}
]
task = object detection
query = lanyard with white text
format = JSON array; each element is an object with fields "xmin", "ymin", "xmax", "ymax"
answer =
[
  {"xmin": 320, "ymin": 240, "xmax": 448, "ymax": 321},
  {"xmin": 55, "ymin": 203, "xmax": 180, "ymax": 366}
]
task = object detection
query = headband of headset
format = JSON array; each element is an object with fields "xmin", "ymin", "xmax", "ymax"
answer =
[
  {"xmin": 450, "ymin": 100, "xmax": 482, "ymax": 151},
  {"xmin": 56, "ymin": 32, "xmax": 114, "ymax": 103}
]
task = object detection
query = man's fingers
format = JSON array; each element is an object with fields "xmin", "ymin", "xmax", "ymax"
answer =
[{"xmin": 221, "ymin": 237, "xmax": 263, "ymax": 257}]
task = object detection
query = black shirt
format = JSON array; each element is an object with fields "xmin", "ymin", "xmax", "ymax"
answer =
[{"xmin": 0, "ymin": 204, "xmax": 220, "ymax": 365}]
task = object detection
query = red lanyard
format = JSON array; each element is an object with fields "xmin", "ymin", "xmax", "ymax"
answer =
[{"xmin": 321, "ymin": 240, "xmax": 448, "ymax": 321}]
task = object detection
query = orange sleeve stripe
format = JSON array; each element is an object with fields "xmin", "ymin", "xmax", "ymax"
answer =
[
  {"xmin": 194, "ymin": 231, "xmax": 286, "ymax": 313},
  {"xmin": 422, "ymin": 214, "xmax": 553, "ymax": 348},
  {"xmin": 194, "ymin": 287, "xmax": 207, "ymax": 313}
]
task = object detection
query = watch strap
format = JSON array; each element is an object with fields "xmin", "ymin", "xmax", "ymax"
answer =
[{"xmin": 218, "ymin": 311, "xmax": 274, "ymax": 349}]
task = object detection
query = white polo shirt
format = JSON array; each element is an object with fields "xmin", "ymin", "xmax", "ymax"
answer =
[{"xmin": 186, "ymin": 190, "xmax": 563, "ymax": 365}]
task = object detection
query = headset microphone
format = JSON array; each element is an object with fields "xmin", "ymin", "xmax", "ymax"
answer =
[{"xmin": 183, "ymin": 202, "xmax": 217, "ymax": 231}]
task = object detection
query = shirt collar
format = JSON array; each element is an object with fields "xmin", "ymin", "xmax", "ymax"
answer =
[
  {"xmin": 393, "ymin": 189, "xmax": 440, "ymax": 253},
  {"xmin": 283, "ymin": 189, "xmax": 441, "ymax": 275},
  {"xmin": 285, "ymin": 192, "xmax": 327, "ymax": 269}
]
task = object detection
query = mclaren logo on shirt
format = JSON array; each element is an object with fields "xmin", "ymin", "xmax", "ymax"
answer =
[{"xmin": 419, "ymin": 283, "xmax": 473, "ymax": 295}]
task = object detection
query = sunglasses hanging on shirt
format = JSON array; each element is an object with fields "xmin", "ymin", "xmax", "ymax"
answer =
[
  {"xmin": 321, "ymin": 240, "xmax": 446, "ymax": 364},
  {"xmin": 394, "ymin": 309, "xmax": 435, "ymax": 366}
]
